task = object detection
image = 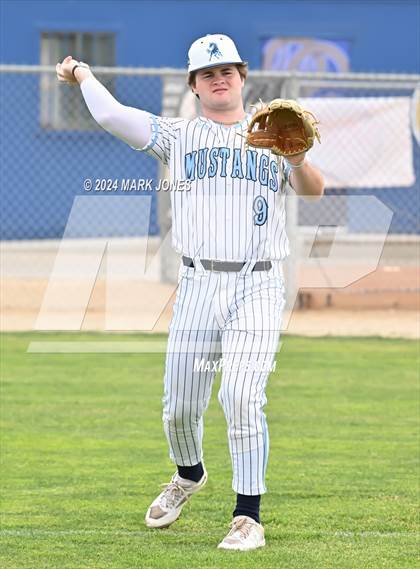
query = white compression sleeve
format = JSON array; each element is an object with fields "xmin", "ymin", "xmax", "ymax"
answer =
[{"xmin": 80, "ymin": 77, "xmax": 152, "ymax": 150}]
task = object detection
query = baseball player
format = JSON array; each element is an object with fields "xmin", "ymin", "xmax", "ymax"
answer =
[{"xmin": 56, "ymin": 34, "xmax": 324, "ymax": 551}]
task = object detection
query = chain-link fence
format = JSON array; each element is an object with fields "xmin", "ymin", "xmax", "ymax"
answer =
[
  {"xmin": 1, "ymin": 66, "xmax": 163, "ymax": 240},
  {"xmin": 1, "ymin": 65, "xmax": 419, "ymax": 312}
]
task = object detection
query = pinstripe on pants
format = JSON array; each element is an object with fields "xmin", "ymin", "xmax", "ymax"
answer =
[{"xmin": 162, "ymin": 261, "xmax": 285, "ymax": 495}]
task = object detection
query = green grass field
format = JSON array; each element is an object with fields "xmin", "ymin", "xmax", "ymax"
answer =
[{"xmin": 1, "ymin": 333, "xmax": 418, "ymax": 569}]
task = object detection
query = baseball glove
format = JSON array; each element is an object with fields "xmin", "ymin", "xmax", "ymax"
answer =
[{"xmin": 246, "ymin": 99, "xmax": 321, "ymax": 157}]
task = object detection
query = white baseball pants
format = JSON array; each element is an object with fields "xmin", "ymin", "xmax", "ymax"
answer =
[{"xmin": 162, "ymin": 260, "xmax": 285, "ymax": 495}]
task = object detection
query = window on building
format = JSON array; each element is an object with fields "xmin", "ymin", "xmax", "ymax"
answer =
[{"xmin": 40, "ymin": 31, "xmax": 115, "ymax": 130}]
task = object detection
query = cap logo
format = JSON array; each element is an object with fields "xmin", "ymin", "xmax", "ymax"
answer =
[{"xmin": 207, "ymin": 42, "xmax": 223, "ymax": 61}]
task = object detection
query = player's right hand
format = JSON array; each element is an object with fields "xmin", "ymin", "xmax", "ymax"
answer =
[{"xmin": 56, "ymin": 55, "xmax": 80, "ymax": 85}]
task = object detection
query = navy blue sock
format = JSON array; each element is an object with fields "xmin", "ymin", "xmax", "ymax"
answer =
[
  {"xmin": 233, "ymin": 494, "xmax": 261, "ymax": 524},
  {"xmin": 177, "ymin": 462, "xmax": 204, "ymax": 483}
]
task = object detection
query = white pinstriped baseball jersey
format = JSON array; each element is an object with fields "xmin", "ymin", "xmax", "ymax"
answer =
[{"xmin": 143, "ymin": 114, "xmax": 292, "ymax": 261}]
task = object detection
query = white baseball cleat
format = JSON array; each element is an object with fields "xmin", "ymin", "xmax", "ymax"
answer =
[
  {"xmin": 145, "ymin": 469, "xmax": 208, "ymax": 529},
  {"xmin": 217, "ymin": 515, "xmax": 266, "ymax": 551}
]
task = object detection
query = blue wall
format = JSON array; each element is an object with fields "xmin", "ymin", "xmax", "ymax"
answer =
[
  {"xmin": 1, "ymin": 0, "xmax": 419, "ymax": 239},
  {"xmin": 2, "ymin": 0, "xmax": 419, "ymax": 72}
]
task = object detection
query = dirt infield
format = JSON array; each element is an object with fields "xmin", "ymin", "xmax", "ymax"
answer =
[
  {"xmin": 1, "ymin": 240, "xmax": 419, "ymax": 338},
  {"xmin": 2, "ymin": 276, "xmax": 419, "ymax": 339}
]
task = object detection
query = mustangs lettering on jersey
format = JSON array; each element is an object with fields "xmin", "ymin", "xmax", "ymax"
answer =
[{"xmin": 184, "ymin": 147, "xmax": 280, "ymax": 193}]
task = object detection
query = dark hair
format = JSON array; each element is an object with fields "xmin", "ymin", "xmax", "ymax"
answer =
[{"xmin": 187, "ymin": 62, "xmax": 248, "ymax": 90}]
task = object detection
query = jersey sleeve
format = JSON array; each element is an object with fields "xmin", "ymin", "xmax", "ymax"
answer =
[
  {"xmin": 136, "ymin": 115, "xmax": 178, "ymax": 165},
  {"xmin": 279, "ymin": 156, "xmax": 292, "ymax": 191}
]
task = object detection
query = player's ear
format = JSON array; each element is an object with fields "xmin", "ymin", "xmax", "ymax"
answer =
[
  {"xmin": 191, "ymin": 83, "xmax": 200, "ymax": 99},
  {"xmin": 188, "ymin": 72, "xmax": 200, "ymax": 99}
]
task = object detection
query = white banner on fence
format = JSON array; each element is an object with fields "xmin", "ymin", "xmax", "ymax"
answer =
[{"xmin": 302, "ymin": 97, "xmax": 415, "ymax": 189}]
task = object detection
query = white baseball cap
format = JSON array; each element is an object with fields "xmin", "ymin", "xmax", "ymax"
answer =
[{"xmin": 187, "ymin": 34, "xmax": 245, "ymax": 73}]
